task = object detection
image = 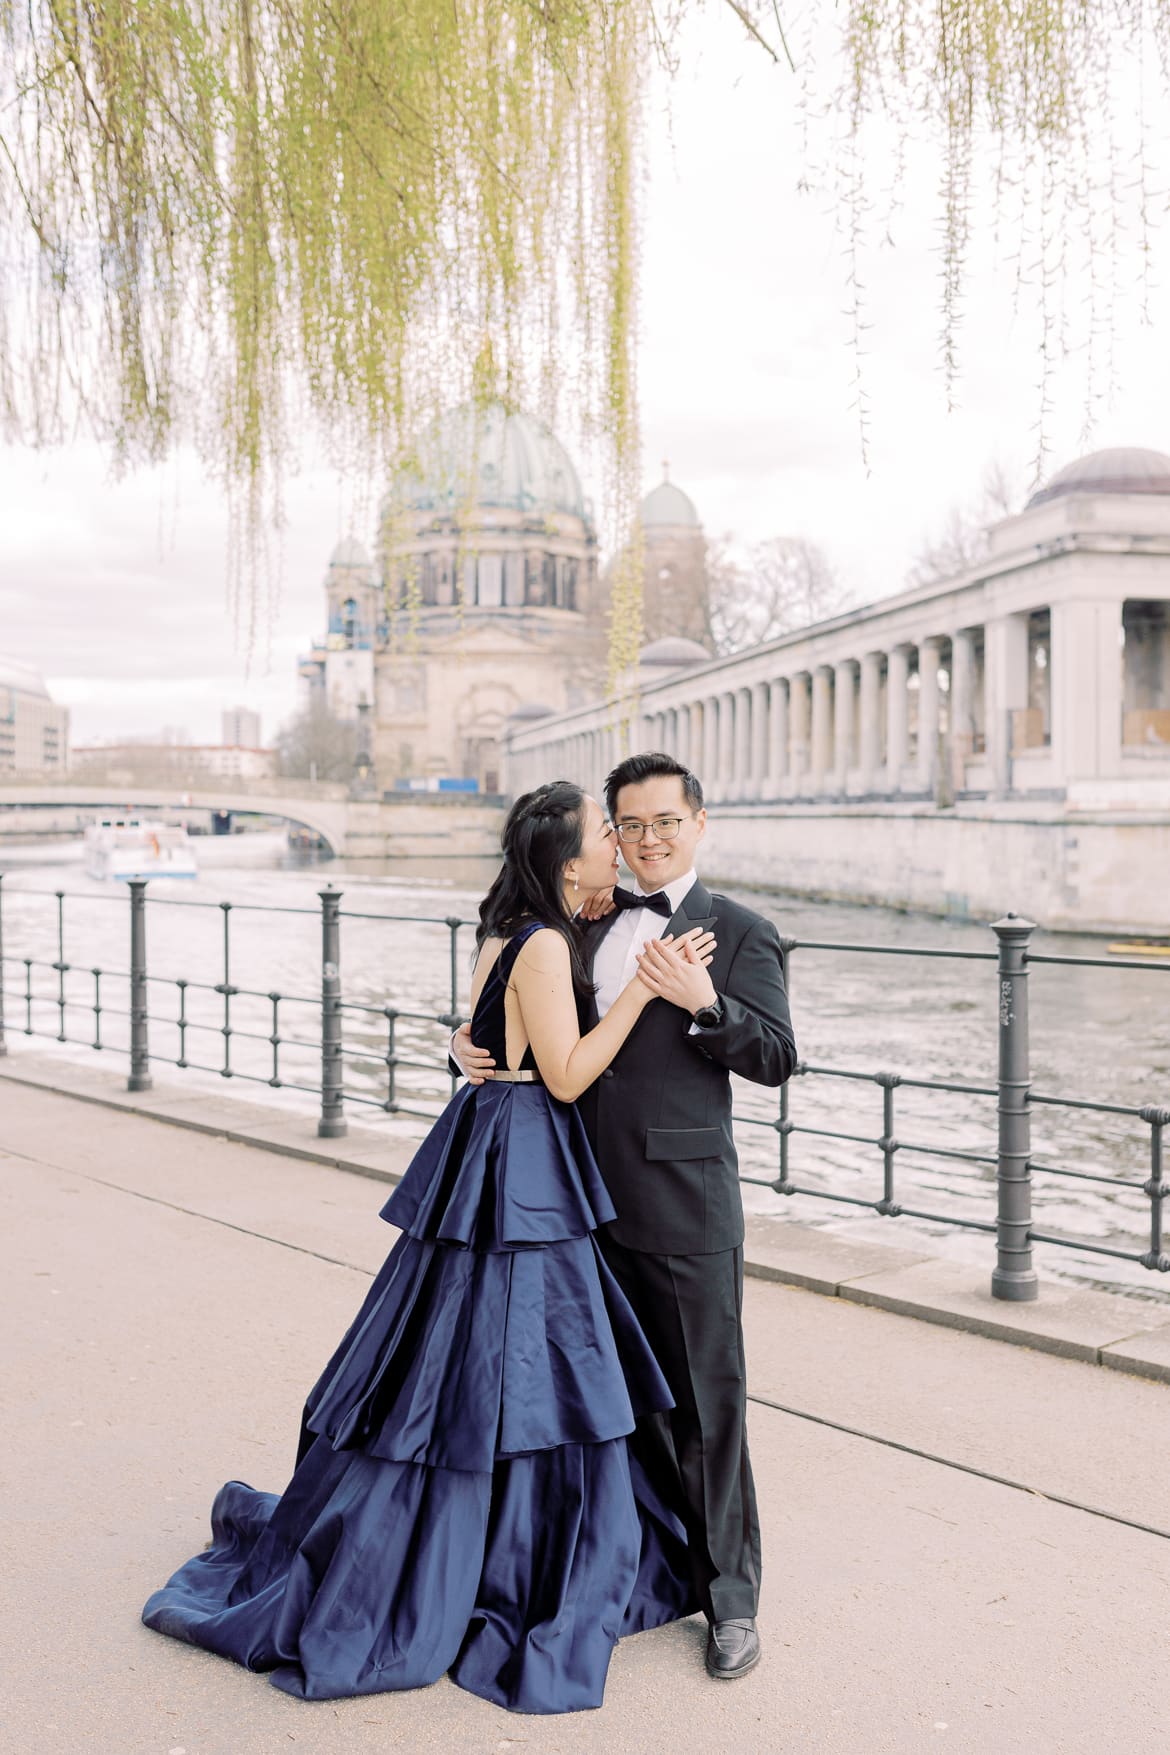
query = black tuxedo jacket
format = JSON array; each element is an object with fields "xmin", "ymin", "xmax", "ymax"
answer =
[{"xmin": 575, "ymin": 878, "xmax": 796, "ymax": 1256}]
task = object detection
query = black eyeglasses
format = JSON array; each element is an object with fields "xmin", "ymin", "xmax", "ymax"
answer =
[{"xmin": 615, "ymin": 814, "xmax": 697, "ymax": 844}]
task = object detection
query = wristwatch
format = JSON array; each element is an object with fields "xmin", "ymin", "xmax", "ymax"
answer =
[{"xmin": 692, "ymin": 995, "xmax": 725, "ymax": 1029}]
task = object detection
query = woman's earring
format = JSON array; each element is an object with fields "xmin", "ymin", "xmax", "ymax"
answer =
[{"xmin": 573, "ymin": 871, "xmax": 580, "ymax": 893}]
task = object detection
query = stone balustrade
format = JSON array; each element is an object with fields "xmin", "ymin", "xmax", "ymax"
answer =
[{"xmin": 505, "ymin": 475, "xmax": 1170, "ymax": 814}]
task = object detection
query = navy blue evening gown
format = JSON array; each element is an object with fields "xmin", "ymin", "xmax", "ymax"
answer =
[{"xmin": 142, "ymin": 923, "xmax": 697, "ymax": 1712}]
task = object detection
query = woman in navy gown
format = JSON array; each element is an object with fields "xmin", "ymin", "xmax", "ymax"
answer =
[{"xmin": 142, "ymin": 781, "xmax": 716, "ymax": 1713}]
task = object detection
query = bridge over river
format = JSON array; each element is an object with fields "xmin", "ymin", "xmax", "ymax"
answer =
[{"xmin": 0, "ymin": 777, "xmax": 506, "ymax": 860}]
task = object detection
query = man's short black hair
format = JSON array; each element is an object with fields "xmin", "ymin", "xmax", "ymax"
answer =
[{"xmin": 604, "ymin": 751, "xmax": 705, "ymax": 821}]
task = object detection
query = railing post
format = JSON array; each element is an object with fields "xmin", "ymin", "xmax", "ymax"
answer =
[
  {"xmin": 772, "ymin": 935, "xmax": 797, "ymax": 1195},
  {"xmin": 444, "ymin": 915, "xmax": 463, "ymax": 1099},
  {"xmin": 0, "ymin": 870, "xmax": 7, "ymax": 1057},
  {"xmin": 127, "ymin": 879, "xmax": 152, "ymax": 1092},
  {"xmin": 991, "ymin": 912, "xmax": 1037, "ymax": 1301},
  {"xmin": 318, "ymin": 886, "xmax": 346, "ymax": 1138},
  {"xmin": 1139, "ymin": 1105, "xmax": 1170, "ymax": 1273}
]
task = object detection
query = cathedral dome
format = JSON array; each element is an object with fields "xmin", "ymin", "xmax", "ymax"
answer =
[
  {"xmin": 391, "ymin": 402, "xmax": 587, "ymax": 521},
  {"xmin": 1026, "ymin": 447, "xmax": 1170, "ymax": 509},
  {"xmin": 640, "ymin": 477, "xmax": 700, "ymax": 530}
]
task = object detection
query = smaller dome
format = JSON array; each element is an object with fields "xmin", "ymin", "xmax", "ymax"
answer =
[
  {"xmin": 639, "ymin": 636, "xmax": 711, "ymax": 670},
  {"xmin": 1027, "ymin": 447, "xmax": 1170, "ymax": 508},
  {"xmin": 329, "ymin": 536, "xmax": 372, "ymax": 568},
  {"xmin": 508, "ymin": 701, "xmax": 555, "ymax": 722},
  {"xmin": 640, "ymin": 476, "xmax": 700, "ymax": 530}
]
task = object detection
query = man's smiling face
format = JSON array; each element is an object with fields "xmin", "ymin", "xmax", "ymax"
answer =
[{"xmin": 613, "ymin": 775, "xmax": 706, "ymax": 893}]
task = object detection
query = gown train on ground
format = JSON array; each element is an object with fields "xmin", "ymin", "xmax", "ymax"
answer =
[{"xmin": 142, "ymin": 923, "xmax": 697, "ymax": 1713}]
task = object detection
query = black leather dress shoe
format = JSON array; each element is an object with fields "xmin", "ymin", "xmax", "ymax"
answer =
[{"xmin": 705, "ymin": 1617, "xmax": 761, "ymax": 1679}]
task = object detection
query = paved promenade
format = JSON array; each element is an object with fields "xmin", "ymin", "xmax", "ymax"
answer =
[{"xmin": 5, "ymin": 1080, "xmax": 1170, "ymax": 1755}]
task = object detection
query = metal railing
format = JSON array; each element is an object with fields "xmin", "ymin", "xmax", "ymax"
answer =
[
  {"xmin": 1, "ymin": 873, "xmax": 1167, "ymax": 1302},
  {"xmin": 0, "ymin": 876, "xmax": 466, "ymax": 1129}
]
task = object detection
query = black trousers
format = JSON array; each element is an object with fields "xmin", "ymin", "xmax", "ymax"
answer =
[{"xmin": 599, "ymin": 1235, "xmax": 761, "ymax": 1623}]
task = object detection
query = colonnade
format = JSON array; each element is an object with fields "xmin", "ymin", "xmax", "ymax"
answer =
[
  {"xmin": 506, "ymin": 581, "xmax": 1170, "ymax": 807},
  {"xmin": 511, "ymin": 624, "xmax": 991, "ymax": 805}
]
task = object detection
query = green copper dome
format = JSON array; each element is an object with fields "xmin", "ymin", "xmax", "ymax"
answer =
[{"xmin": 391, "ymin": 402, "xmax": 587, "ymax": 521}]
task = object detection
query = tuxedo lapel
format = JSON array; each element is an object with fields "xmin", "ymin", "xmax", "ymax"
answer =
[
  {"xmin": 664, "ymin": 877, "xmax": 717, "ymax": 942},
  {"xmin": 583, "ymin": 909, "xmax": 624, "ymax": 977},
  {"xmin": 580, "ymin": 912, "xmax": 623, "ymax": 1028}
]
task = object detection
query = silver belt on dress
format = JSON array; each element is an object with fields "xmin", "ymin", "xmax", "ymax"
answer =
[{"xmin": 491, "ymin": 1069, "xmax": 543, "ymax": 1084}]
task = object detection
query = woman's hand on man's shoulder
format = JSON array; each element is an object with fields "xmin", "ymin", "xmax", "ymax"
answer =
[{"xmin": 578, "ymin": 885, "xmax": 617, "ymax": 922}]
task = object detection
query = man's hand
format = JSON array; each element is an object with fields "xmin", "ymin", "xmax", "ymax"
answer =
[
  {"xmin": 578, "ymin": 885, "xmax": 617, "ymax": 922},
  {"xmin": 452, "ymin": 1021, "xmax": 496, "ymax": 1085},
  {"xmin": 635, "ymin": 930, "xmax": 718, "ymax": 1014}
]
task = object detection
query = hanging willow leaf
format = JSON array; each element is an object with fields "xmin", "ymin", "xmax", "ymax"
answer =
[
  {"xmin": 1, "ymin": 1, "xmax": 1168, "ymax": 679},
  {"xmin": 0, "ymin": 0, "xmax": 648, "ymax": 659}
]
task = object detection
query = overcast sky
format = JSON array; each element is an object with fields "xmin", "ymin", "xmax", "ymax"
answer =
[{"xmin": 3, "ymin": 5, "xmax": 1169, "ymax": 746}]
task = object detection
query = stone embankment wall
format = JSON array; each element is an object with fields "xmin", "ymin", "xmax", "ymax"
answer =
[
  {"xmin": 343, "ymin": 794, "xmax": 507, "ymax": 860},
  {"xmin": 701, "ymin": 802, "xmax": 1170, "ymax": 933}
]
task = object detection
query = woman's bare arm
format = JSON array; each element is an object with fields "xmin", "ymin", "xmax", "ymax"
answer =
[{"xmin": 510, "ymin": 927, "xmax": 714, "ymax": 1103}]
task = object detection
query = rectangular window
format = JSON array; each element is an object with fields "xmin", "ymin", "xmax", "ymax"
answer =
[
  {"xmin": 1122, "ymin": 599, "xmax": 1170, "ymax": 747},
  {"xmin": 478, "ymin": 553, "xmax": 503, "ymax": 607},
  {"xmin": 504, "ymin": 552, "xmax": 524, "ymax": 607}
]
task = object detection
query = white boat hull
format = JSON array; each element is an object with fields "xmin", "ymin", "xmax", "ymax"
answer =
[{"xmin": 83, "ymin": 820, "xmax": 199, "ymax": 882}]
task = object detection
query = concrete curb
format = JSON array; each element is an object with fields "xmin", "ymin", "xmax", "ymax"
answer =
[{"xmin": 4, "ymin": 1053, "xmax": 1170, "ymax": 1386}]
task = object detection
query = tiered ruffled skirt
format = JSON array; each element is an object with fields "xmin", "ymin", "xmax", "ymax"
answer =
[{"xmin": 141, "ymin": 1081, "xmax": 696, "ymax": 1713}]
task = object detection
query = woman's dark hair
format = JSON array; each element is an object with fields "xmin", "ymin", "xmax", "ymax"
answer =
[{"xmin": 477, "ymin": 780, "xmax": 595, "ymax": 997}]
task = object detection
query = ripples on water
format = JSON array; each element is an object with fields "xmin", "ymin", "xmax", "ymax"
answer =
[{"xmin": 2, "ymin": 832, "xmax": 1168, "ymax": 1301}]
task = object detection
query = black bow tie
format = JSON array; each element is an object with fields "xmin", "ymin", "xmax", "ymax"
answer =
[{"xmin": 612, "ymin": 888, "xmax": 672, "ymax": 918}]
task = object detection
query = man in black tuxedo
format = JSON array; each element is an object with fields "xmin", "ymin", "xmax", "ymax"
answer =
[{"xmin": 454, "ymin": 751, "xmax": 796, "ymax": 1680}]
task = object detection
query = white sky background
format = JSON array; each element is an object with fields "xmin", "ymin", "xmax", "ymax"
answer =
[{"xmin": 3, "ymin": 2, "xmax": 1170, "ymax": 745}]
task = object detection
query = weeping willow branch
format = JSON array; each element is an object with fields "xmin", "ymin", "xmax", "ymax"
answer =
[
  {"xmin": 1, "ymin": 1, "xmax": 1168, "ymax": 672},
  {"xmin": 0, "ymin": 0, "xmax": 649, "ymax": 659}
]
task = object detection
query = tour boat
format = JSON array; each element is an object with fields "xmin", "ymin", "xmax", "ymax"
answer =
[{"xmin": 83, "ymin": 819, "xmax": 199, "ymax": 882}]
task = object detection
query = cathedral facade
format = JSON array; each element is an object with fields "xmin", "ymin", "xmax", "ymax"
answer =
[{"xmin": 298, "ymin": 404, "xmax": 710, "ymax": 792}]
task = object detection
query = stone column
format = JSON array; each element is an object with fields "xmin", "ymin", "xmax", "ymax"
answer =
[
  {"xmin": 684, "ymin": 702, "xmax": 700, "ymax": 775},
  {"xmin": 789, "ymin": 673, "xmax": 811, "ymax": 787},
  {"xmin": 833, "ymin": 660, "xmax": 855, "ymax": 792},
  {"xmin": 811, "ymin": 665, "xmax": 833, "ymax": 791},
  {"xmin": 732, "ymin": 686, "xmax": 752, "ymax": 798},
  {"xmin": 1050, "ymin": 597, "xmax": 1125, "ymax": 786},
  {"xmin": 702, "ymin": 696, "xmax": 719, "ymax": 787},
  {"xmin": 984, "ymin": 612, "xmax": 1030, "ymax": 795},
  {"xmin": 886, "ymin": 644, "xmax": 911, "ymax": 791},
  {"xmin": 767, "ymin": 679, "xmax": 789, "ymax": 797},
  {"xmin": 949, "ymin": 629, "xmax": 976, "ymax": 791},
  {"xmin": 715, "ymin": 691, "xmax": 735, "ymax": 801},
  {"xmin": 917, "ymin": 639, "xmax": 942, "ymax": 795},
  {"xmin": 749, "ymin": 681, "xmax": 769, "ymax": 799},
  {"xmin": 858, "ymin": 652, "xmax": 883, "ymax": 792}
]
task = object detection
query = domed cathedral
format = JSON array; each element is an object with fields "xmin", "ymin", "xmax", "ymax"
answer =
[
  {"xmin": 603, "ymin": 464, "xmax": 713, "ymax": 653},
  {"xmin": 299, "ymin": 403, "xmax": 608, "ymax": 793}
]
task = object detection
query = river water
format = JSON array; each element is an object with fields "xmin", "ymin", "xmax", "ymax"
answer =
[{"xmin": 2, "ymin": 831, "xmax": 1169, "ymax": 1303}]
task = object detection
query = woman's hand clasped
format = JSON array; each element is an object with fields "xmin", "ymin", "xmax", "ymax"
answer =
[{"xmin": 635, "ymin": 929, "xmax": 718, "ymax": 1013}]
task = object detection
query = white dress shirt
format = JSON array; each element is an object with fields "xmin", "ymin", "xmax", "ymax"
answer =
[{"xmin": 592, "ymin": 869, "xmax": 699, "ymax": 1019}]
